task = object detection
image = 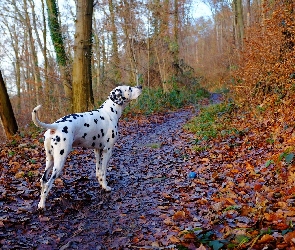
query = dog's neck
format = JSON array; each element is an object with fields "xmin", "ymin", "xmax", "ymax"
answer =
[{"xmin": 99, "ymin": 98, "xmax": 125, "ymax": 120}]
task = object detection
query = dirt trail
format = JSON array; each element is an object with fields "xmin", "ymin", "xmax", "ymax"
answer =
[{"xmin": 66, "ymin": 108, "xmax": 197, "ymax": 249}]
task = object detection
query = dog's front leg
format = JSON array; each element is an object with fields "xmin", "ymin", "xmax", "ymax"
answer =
[
  {"xmin": 94, "ymin": 148, "xmax": 103, "ymax": 186},
  {"xmin": 96, "ymin": 148, "xmax": 112, "ymax": 191}
]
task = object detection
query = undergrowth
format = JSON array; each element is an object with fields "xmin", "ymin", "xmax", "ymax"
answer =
[
  {"xmin": 125, "ymin": 85, "xmax": 210, "ymax": 115},
  {"xmin": 184, "ymin": 102, "xmax": 239, "ymax": 146}
]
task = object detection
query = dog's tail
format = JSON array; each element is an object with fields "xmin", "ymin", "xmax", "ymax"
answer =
[{"xmin": 32, "ymin": 105, "xmax": 59, "ymax": 130}]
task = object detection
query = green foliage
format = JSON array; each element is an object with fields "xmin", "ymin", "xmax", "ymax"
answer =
[
  {"xmin": 223, "ymin": 205, "xmax": 241, "ymax": 212},
  {"xmin": 125, "ymin": 84, "xmax": 210, "ymax": 115},
  {"xmin": 184, "ymin": 103, "xmax": 235, "ymax": 141},
  {"xmin": 265, "ymin": 159, "xmax": 274, "ymax": 167},
  {"xmin": 178, "ymin": 229, "xmax": 227, "ymax": 250},
  {"xmin": 8, "ymin": 151, "xmax": 15, "ymax": 157},
  {"xmin": 279, "ymin": 151, "xmax": 294, "ymax": 164}
]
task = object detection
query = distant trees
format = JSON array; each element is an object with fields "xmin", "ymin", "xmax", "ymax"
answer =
[{"xmin": 2, "ymin": 0, "xmax": 292, "ymax": 135}]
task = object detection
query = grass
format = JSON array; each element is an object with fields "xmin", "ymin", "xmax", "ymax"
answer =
[{"xmin": 184, "ymin": 102, "xmax": 236, "ymax": 142}]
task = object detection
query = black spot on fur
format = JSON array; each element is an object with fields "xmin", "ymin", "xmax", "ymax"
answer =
[
  {"xmin": 110, "ymin": 107, "xmax": 114, "ymax": 112},
  {"xmin": 93, "ymin": 136, "xmax": 96, "ymax": 140},
  {"xmin": 56, "ymin": 136, "xmax": 61, "ymax": 142},
  {"xmin": 64, "ymin": 138, "xmax": 66, "ymax": 141},
  {"xmin": 92, "ymin": 142, "xmax": 95, "ymax": 147},
  {"xmin": 100, "ymin": 116, "xmax": 105, "ymax": 120},
  {"xmin": 84, "ymin": 123, "xmax": 90, "ymax": 127},
  {"xmin": 97, "ymin": 134, "xmax": 100, "ymax": 138},
  {"xmin": 42, "ymin": 170, "xmax": 49, "ymax": 181},
  {"xmin": 94, "ymin": 119, "xmax": 98, "ymax": 124},
  {"xmin": 112, "ymin": 130, "xmax": 115, "ymax": 138},
  {"xmin": 60, "ymin": 149, "xmax": 64, "ymax": 155},
  {"xmin": 101, "ymin": 129, "xmax": 104, "ymax": 136},
  {"xmin": 99, "ymin": 143, "xmax": 102, "ymax": 148},
  {"xmin": 82, "ymin": 133, "xmax": 87, "ymax": 139},
  {"xmin": 62, "ymin": 126, "xmax": 68, "ymax": 133},
  {"xmin": 52, "ymin": 174, "xmax": 56, "ymax": 180},
  {"xmin": 107, "ymin": 138, "xmax": 110, "ymax": 142}
]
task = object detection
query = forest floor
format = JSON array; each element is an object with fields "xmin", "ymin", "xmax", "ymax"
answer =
[{"xmin": 1, "ymin": 94, "xmax": 295, "ymax": 249}]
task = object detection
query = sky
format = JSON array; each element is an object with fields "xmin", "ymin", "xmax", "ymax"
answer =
[{"xmin": 192, "ymin": 0, "xmax": 212, "ymax": 19}]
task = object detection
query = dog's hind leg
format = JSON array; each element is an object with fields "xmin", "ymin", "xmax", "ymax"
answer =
[
  {"xmin": 96, "ymin": 148, "xmax": 112, "ymax": 191},
  {"xmin": 38, "ymin": 148, "xmax": 69, "ymax": 210},
  {"xmin": 40, "ymin": 150, "xmax": 54, "ymax": 196}
]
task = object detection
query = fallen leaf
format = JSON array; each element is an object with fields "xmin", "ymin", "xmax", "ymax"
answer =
[
  {"xmin": 172, "ymin": 210, "xmax": 186, "ymax": 221},
  {"xmin": 169, "ymin": 235, "xmax": 180, "ymax": 243},
  {"xmin": 284, "ymin": 231, "xmax": 295, "ymax": 246},
  {"xmin": 258, "ymin": 234, "xmax": 274, "ymax": 244}
]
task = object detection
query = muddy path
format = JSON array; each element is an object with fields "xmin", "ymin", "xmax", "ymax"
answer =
[{"xmin": 1, "ymin": 104, "xmax": 204, "ymax": 249}]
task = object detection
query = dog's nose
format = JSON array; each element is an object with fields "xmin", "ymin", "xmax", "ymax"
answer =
[{"xmin": 136, "ymin": 85, "xmax": 142, "ymax": 89}]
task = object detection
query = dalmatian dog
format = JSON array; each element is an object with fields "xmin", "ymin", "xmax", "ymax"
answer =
[{"xmin": 32, "ymin": 85, "xmax": 142, "ymax": 210}]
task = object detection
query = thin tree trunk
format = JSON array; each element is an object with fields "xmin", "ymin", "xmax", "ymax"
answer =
[
  {"xmin": 41, "ymin": 0, "xmax": 49, "ymax": 106},
  {"xmin": 108, "ymin": 0, "xmax": 121, "ymax": 83},
  {"xmin": 233, "ymin": 0, "xmax": 244, "ymax": 49},
  {"xmin": 173, "ymin": 0, "xmax": 179, "ymax": 62},
  {"xmin": 93, "ymin": 15, "xmax": 101, "ymax": 99},
  {"xmin": 23, "ymin": 0, "xmax": 42, "ymax": 105}
]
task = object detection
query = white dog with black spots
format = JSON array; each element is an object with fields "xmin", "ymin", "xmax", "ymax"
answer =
[{"xmin": 32, "ymin": 85, "xmax": 142, "ymax": 210}]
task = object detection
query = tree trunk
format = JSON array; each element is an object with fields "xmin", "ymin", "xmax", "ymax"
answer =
[
  {"xmin": 41, "ymin": 0, "xmax": 50, "ymax": 106},
  {"xmin": 173, "ymin": 0, "xmax": 179, "ymax": 62},
  {"xmin": 23, "ymin": 0, "xmax": 42, "ymax": 105},
  {"xmin": 46, "ymin": 0, "xmax": 72, "ymax": 108},
  {"xmin": 233, "ymin": 0, "xmax": 244, "ymax": 49},
  {"xmin": 0, "ymin": 70, "xmax": 18, "ymax": 139},
  {"xmin": 108, "ymin": 0, "xmax": 121, "ymax": 83},
  {"xmin": 72, "ymin": 0, "xmax": 94, "ymax": 113}
]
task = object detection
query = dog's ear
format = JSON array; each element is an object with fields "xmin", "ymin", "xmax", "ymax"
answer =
[{"xmin": 110, "ymin": 88, "xmax": 125, "ymax": 105}]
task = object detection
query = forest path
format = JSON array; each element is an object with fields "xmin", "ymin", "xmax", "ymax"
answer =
[{"xmin": 59, "ymin": 107, "xmax": 198, "ymax": 249}]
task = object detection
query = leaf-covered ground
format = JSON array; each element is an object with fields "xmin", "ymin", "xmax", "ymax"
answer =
[{"xmin": 1, "ymin": 97, "xmax": 295, "ymax": 249}]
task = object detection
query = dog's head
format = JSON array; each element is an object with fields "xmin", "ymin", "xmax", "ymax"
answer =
[{"xmin": 109, "ymin": 85, "xmax": 142, "ymax": 105}]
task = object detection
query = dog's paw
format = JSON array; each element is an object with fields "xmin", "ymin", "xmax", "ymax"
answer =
[
  {"xmin": 103, "ymin": 185, "xmax": 112, "ymax": 192},
  {"xmin": 38, "ymin": 201, "xmax": 46, "ymax": 210}
]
